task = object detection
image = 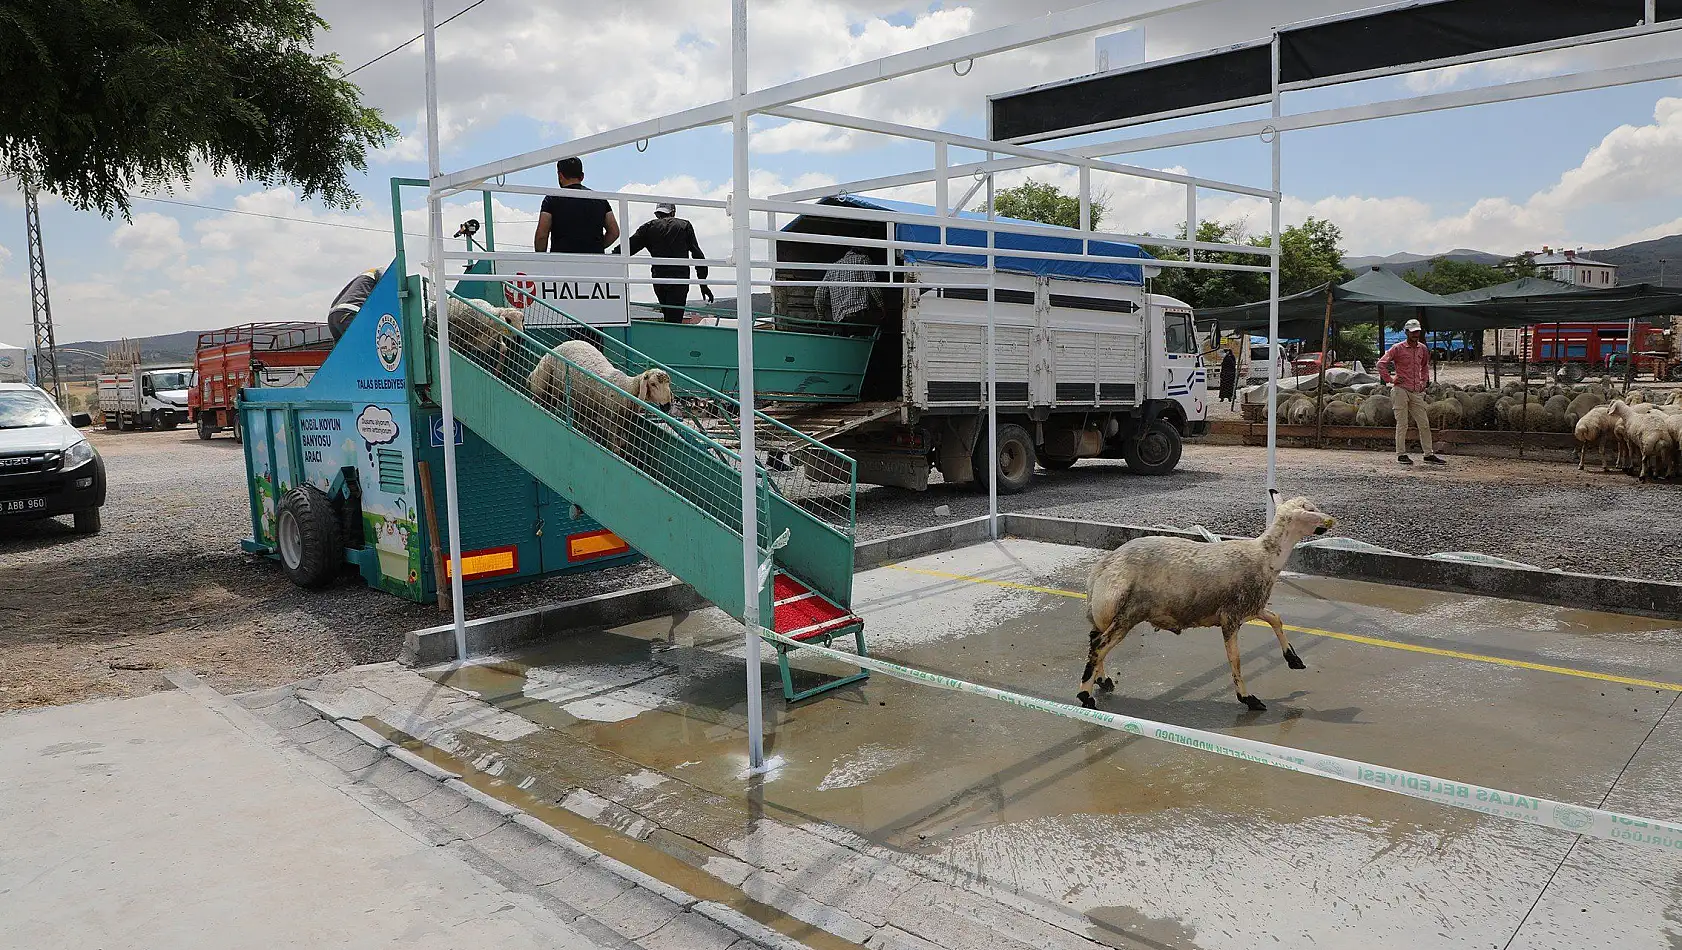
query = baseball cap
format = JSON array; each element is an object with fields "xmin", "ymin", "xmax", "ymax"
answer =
[
  {"xmin": 1403, "ymin": 318, "xmax": 1422, "ymax": 332},
  {"xmin": 654, "ymin": 202, "xmax": 676, "ymax": 215}
]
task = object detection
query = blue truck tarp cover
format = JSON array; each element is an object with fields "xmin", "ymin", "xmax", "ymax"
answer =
[{"xmin": 801, "ymin": 195, "xmax": 1154, "ymax": 286}]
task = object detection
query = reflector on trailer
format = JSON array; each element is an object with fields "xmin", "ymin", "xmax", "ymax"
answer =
[
  {"xmin": 443, "ymin": 545, "xmax": 519, "ymax": 580},
  {"xmin": 567, "ymin": 529, "xmax": 630, "ymax": 562}
]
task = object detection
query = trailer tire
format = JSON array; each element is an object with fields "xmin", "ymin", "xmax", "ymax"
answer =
[
  {"xmin": 1124, "ymin": 419, "xmax": 1182, "ymax": 475},
  {"xmin": 974, "ymin": 423, "xmax": 1036, "ymax": 494},
  {"xmin": 197, "ymin": 417, "xmax": 214, "ymax": 440},
  {"xmin": 277, "ymin": 487, "xmax": 341, "ymax": 589},
  {"xmin": 1559, "ymin": 362, "xmax": 1586, "ymax": 384}
]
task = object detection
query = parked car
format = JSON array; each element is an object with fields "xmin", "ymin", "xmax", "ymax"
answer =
[{"xmin": 0, "ymin": 383, "xmax": 105, "ymax": 534}]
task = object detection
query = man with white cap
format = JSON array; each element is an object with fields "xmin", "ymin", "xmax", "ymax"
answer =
[
  {"xmin": 619, "ymin": 203, "xmax": 713, "ymax": 323},
  {"xmin": 1377, "ymin": 318, "xmax": 1444, "ymax": 465}
]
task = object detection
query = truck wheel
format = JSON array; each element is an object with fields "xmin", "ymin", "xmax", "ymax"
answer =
[
  {"xmin": 73, "ymin": 508, "xmax": 101, "ymax": 535},
  {"xmin": 197, "ymin": 417, "xmax": 214, "ymax": 440},
  {"xmin": 232, "ymin": 418, "xmax": 243, "ymax": 444},
  {"xmin": 276, "ymin": 486, "xmax": 342, "ymax": 589},
  {"xmin": 1124, "ymin": 419, "xmax": 1183, "ymax": 475},
  {"xmin": 1039, "ymin": 455, "xmax": 1078, "ymax": 471},
  {"xmin": 974, "ymin": 423, "xmax": 1036, "ymax": 494},
  {"xmin": 159, "ymin": 417, "xmax": 178, "ymax": 431}
]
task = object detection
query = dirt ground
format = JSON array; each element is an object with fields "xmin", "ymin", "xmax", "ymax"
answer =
[{"xmin": 4, "ymin": 424, "xmax": 1679, "ymax": 712}]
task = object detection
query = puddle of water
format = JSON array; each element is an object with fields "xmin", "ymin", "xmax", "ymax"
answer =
[
  {"xmin": 1086, "ymin": 904, "xmax": 1202, "ymax": 950},
  {"xmin": 358, "ymin": 718, "xmax": 869, "ymax": 950}
]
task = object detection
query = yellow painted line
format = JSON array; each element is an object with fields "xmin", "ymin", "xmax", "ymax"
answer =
[{"xmin": 882, "ymin": 563, "xmax": 1682, "ymax": 693}]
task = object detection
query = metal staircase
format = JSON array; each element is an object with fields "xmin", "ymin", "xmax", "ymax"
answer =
[{"xmin": 421, "ymin": 287, "xmax": 868, "ymax": 700}]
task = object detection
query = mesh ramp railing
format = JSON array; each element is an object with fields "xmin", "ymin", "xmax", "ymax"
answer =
[
  {"xmin": 425, "ymin": 292, "xmax": 858, "ymax": 602},
  {"xmin": 508, "ymin": 293, "xmax": 859, "ymax": 539}
]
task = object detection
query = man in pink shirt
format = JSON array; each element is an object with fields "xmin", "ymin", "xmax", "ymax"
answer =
[{"xmin": 1377, "ymin": 318, "xmax": 1445, "ymax": 466}]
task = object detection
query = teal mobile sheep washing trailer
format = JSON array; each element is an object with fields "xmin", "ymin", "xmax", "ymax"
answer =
[{"xmin": 238, "ymin": 179, "xmax": 872, "ymax": 700}]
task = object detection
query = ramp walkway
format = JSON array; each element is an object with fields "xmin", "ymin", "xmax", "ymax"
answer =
[{"xmin": 419, "ymin": 286, "xmax": 866, "ymax": 699}]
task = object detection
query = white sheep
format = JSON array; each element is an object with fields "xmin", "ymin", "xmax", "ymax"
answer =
[
  {"xmin": 1573, "ymin": 404, "xmax": 1624, "ymax": 472},
  {"xmin": 436, "ymin": 297, "xmax": 526, "ymax": 370},
  {"xmin": 1078, "ymin": 495, "xmax": 1336, "ymax": 712},
  {"xmin": 528, "ymin": 339, "xmax": 675, "ymax": 454},
  {"xmin": 1609, "ymin": 400, "xmax": 1676, "ymax": 481}
]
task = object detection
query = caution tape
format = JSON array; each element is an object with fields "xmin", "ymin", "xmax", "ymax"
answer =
[{"xmin": 763, "ymin": 629, "xmax": 1682, "ymax": 853}]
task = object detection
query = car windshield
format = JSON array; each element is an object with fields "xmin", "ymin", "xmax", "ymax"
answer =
[
  {"xmin": 0, "ymin": 390, "xmax": 64, "ymax": 430},
  {"xmin": 148, "ymin": 371, "xmax": 192, "ymax": 390}
]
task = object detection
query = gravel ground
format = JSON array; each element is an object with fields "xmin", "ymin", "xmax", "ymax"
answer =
[
  {"xmin": 5, "ymin": 426, "xmax": 1678, "ymax": 711},
  {"xmin": 0, "ymin": 428, "xmax": 666, "ymax": 711}
]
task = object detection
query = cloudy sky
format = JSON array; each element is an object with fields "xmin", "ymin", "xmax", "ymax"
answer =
[{"xmin": 3, "ymin": 0, "xmax": 1681, "ymax": 345}]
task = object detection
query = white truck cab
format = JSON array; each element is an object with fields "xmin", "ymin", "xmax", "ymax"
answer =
[{"xmin": 99, "ymin": 365, "xmax": 194, "ymax": 431}]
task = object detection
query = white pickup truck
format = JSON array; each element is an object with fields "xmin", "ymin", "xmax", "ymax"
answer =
[{"xmin": 764, "ymin": 196, "xmax": 1207, "ymax": 493}]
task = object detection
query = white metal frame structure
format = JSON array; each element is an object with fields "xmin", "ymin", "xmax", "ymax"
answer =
[{"xmin": 418, "ymin": 0, "xmax": 1278, "ymax": 770}]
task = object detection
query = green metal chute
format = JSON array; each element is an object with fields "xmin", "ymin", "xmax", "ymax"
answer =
[{"xmin": 411, "ymin": 280, "xmax": 859, "ymax": 625}]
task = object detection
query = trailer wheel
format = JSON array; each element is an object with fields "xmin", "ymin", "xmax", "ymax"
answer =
[
  {"xmin": 277, "ymin": 486, "xmax": 341, "ymax": 589},
  {"xmin": 1038, "ymin": 455, "xmax": 1078, "ymax": 471},
  {"xmin": 974, "ymin": 423, "xmax": 1036, "ymax": 494},
  {"xmin": 1124, "ymin": 419, "xmax": 1182, "ymax": 475},
  {"xmin": 197, "ymin": 417, "xmax": 214, "ymax": 440}
]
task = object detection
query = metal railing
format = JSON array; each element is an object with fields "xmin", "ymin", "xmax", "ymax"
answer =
[{"xmin": 427, "ymin": 289, "xmax": 857, "ymax": 549}]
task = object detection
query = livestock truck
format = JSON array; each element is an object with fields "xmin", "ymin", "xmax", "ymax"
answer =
[
  {"xmin": 98, "ymin": 343, "xmax": 194, "ymax": 431},
  {"xmin": 191, "ymin": 323, "xmax": 334, "ymax": 441},
  {"xmin": 601, "ymin": 196, "xmax": 1207, "ymax": 493}
]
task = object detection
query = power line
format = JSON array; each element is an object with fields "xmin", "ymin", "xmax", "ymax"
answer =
[
  {"xmin": 344, "ymin": 0, "xmax": 494, "ymax": 77},
  {"xmin": 125, "ymin": 193, "xmax": 431, "ymax": 239}
]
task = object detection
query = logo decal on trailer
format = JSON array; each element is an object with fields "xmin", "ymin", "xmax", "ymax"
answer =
[{"xmin": 375, "ymin": 314, "xmax": 403, "ymax": 372}]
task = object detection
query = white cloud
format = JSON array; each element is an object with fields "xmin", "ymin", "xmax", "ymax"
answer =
[{"xmin": 110, "ymin": 212, "xmax": 187, "ymax": 270}]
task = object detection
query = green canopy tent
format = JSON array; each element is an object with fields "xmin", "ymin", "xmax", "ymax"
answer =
[{"xmin": 1199, "ymin": 268, "xmax": 1682, "ymax": 339}]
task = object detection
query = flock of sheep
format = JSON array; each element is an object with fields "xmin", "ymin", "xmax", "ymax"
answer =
[
  {"xmin": 1573, "ymin": 395, "xmax": 1682, "ymax": 481},
  {"xmin": 1272, "ymin": 373, "xmax": 1682, "ymax": 440}
]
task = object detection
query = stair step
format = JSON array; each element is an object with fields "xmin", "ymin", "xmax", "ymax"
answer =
[{"xmin": 772, "ymin": 573, "xmax": 860, "ymax": 642}]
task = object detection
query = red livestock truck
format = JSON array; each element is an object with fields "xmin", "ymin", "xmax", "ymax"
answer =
[{"xmin": 189, "ymin": 323, "xmax": 333, "ymax": 441}]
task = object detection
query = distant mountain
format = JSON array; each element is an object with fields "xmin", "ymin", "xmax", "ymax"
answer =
[
  {"xmin": 52, "ymin": 330, "xmax": 202, "ymax": 379},
  {"xmin": 1343, "ymin": 248, "xmax": 1506, "ymax": 275},
  {"xmin": 1574, "ymin": 234, "xmax": 1682, "ymax": 284},
  {"xmin": 1345, "ymin": 234, "xmax": 1682, "ymax": 283}
]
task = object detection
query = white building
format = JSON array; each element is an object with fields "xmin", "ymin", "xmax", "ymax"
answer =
[{"xmin": 1534, "ymin": 247, "xmax": 1618, "ymax": 287}]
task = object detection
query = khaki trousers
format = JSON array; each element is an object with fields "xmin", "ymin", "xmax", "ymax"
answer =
[{"xmin": 1393, "ymin": 386, "xmax": 1433, "ymax": 456}]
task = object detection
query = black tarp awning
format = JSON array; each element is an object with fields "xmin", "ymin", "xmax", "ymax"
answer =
[{"xmin": 1198, "ymin": 269, "xmax": 1682, "ymax": 339}]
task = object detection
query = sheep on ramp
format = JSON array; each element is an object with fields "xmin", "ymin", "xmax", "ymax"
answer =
[
  {"xmin": 1078, "ymin": 495, "xmax": 1336, "ymax": 712},
  {"xmin": 528, "ymin": 340, "xmax": 675, "ymax": 456}
]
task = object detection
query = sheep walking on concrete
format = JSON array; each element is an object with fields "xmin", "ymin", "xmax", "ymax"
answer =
[
  {"xmin": 528, "ymin": 339, "xmax": 675, "ymax": 459},
  {"xmin": 1078, "ymin": 496, "xmax": 1336, "ymax": 712}
]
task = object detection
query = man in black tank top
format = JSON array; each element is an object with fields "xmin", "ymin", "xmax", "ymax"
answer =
[{"xmin": 534, "ymin": 157, "xmax": 620, "ymax": 254}]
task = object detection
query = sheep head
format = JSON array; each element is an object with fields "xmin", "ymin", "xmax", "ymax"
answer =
[
  {"xmin": 632, "ymin": 369, "xmax": 675, "ymax": 412},
  {"xmin": 1272, "ymin": 495, "xmax": 1335, "ymax": 540}
]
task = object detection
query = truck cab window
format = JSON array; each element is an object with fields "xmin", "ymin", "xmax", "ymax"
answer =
[{"xmin": 1164, "ymin": 313, "xmax": 1198, "ymax": 354}]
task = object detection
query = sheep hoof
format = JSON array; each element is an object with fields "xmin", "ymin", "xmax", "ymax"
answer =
[
  {"xmin": 1283, "ymin": 646, "xmax": 1306, "ymax": 670},
  {"xmin": 1239, "ymin": 694, "xmax": 1267, "ymax": 712},
  {"xmin": 1077, "ymin": 691, "xmax": 1096, "ymax": 709},
  {"xmin": 1097, "ymin": 677, "xmax": 1115, "ymax": 693}
]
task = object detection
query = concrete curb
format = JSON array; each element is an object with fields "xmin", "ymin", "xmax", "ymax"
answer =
[
  {"xmin": 998, "ymin": 513, "xmax": 1682, "ymax": 621},
  {"xmin": 304, "ymin": 702, "xmax": 789, "ymax": 950},
  {"xmin": 403, "ymin": 580, "xmax": 710, "ymax": 666}
]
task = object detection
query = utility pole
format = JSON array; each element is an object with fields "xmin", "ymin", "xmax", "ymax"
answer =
[
  {"xmin": 24, "ymin": 187, "xmax": 63, "ymax": 402},
  {"xmin": 1660, "ymin": 258, "xmax": 1667, "ymax": 286}
]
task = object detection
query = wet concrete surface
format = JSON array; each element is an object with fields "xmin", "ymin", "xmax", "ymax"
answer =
[{"xmin": 377, "ymin": 540, "xmax": 1681, "ymax": 949}]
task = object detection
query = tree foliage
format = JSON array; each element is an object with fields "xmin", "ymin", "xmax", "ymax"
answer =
[
  {"xmin": 993, "ymin": 179, "xmax": 1106, "ymax": 232},
  {"xmin": 1146, "ymin": 217, "xmax": 1352, "ymax": 309},
  {"xmin": 1403, "ymin": 254, "xmax": 1533, "ymax": 296},
  {"xmin": 0, "ymin": 0, "xmax": 396, "ymax": 217}
]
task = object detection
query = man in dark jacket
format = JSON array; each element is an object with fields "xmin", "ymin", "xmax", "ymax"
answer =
[
  {"xmin": 621, "ymin": 203, "xmax": 713, "ymax": 322},
  {"xmin": 327, "ymin": 266, "xmax": 384, "ymax": 341},
  {"xmin": 1219, "ymin": 348, "xmax": 1238, "ymax": 408}
]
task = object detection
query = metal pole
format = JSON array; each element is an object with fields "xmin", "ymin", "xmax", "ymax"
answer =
[
  {"xmin": 1316, "ymin": 284, "xmax": 1332, "ymax": 448},
  {"xmin": 1266, "ymin": 33, "xmax": 1281, "ymax": 518},
  {"xmin": 732, "ymin": 0, "xmax": 766, "ymax": 772},
  {"xmin": 986, "ymin": 154, "xmax": 999, "ymax": 538},
  {"xmin": 422, "ymin": 0, "xmax": 468, "ymax": 661},
  {"xmin": 1080, "ymin": 166, "xmax": 1092, "ymax": 233}
]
